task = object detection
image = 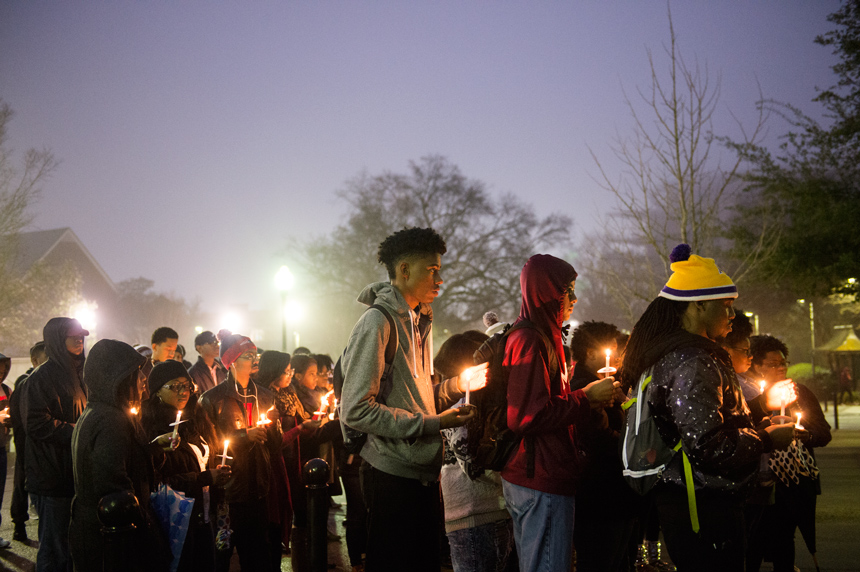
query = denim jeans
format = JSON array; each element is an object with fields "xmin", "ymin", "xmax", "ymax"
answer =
[
  {"xmin": 502, "ymin": 478, "xmax": 575, "ymax": 572},
  {"xmin": 32, "ymin": 494, "xmax": 73, "ymax": 572},
  {"xmin": 447, "ymin": 518, "xmax": 515, "ymax": 572}
]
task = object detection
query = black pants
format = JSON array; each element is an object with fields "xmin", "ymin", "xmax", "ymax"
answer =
[
  {"xmin": 215, "ymin": 498, "xmax": 271, "ymax": 572},
  {"xmin": 11, "ymin": 434, "xmax": 29, "ymax": 526},
  {"xmin": 574, "ymin": 495, "xmax": 638, "ymax": 572},
  {"xmin": 748, "ymin": 477, "xmax": 818, "ymax": 572},
  {"xmin": 360, "ymin": 463, "xmax": 440, "ymax": 572},
  {"xmin": 655, "ymin": 485, "xmax": 746, "ymax": 572},
  {"xmin": 341, "ymin": 455, "xmax": 367, "ymax": 566}
]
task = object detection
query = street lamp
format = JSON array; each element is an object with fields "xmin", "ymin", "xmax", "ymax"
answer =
[
  {"xmin": 275, "ymin": 265, "xmax": 295, "ymax": 352},
  {"xmin": 797, "ymin": 298, "xmax": 816, "ymax": 382},
  {"xmin": 744, "ymin": 311, "xmax": 760, "ymax": 336}
]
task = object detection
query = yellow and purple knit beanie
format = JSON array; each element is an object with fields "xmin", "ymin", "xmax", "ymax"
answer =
[{"xmin": 658, "ymin": 244, "xmax": 737, "ymax": 302}]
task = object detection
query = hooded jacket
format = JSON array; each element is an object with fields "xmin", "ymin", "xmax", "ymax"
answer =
[
  {"xmin": 502, "ymin": 254, "xmax": 591, "ymax": 496},
  {"xmin": 70, "ymin": 339, "xmax": 169, "ymax": 572},
  {"xmin": 23, "ymin": 317, "xmax": 88, "ymax": 496},
  {"xmin": 340, "ymin": 282, "xmax": 463, "ymax": 482}
]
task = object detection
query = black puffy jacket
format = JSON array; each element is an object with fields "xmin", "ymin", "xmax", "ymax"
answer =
[{"xmin": 648, "ymin": 334, "xmax": 771, "ymax": 496}]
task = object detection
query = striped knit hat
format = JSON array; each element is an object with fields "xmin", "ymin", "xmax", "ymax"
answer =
[{"xmin": 658, "ymin": 244, "xmax": 737, "ymax": 302}]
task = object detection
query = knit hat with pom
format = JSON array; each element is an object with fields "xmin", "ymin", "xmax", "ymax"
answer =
[{"xmin": 658, "ymin": 244, "xmax": 737, "ymax": 302}]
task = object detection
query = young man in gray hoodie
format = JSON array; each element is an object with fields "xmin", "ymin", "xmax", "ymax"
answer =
[{"xmin": 340, "ymin": 227, "xmax": 486, "ymax": 572}]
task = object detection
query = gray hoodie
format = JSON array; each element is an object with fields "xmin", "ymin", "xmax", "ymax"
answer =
[{"xmin": 340, "ymin": 282, "xmax": 462, "ymax": 482}]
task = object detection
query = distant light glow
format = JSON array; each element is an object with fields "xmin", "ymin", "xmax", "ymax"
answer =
[
  {"xmin": 275, "ymin": 265, "xmax": 295, "ymax": 292},
  {"xmin": 73, "ymin": 301, "xmax": 98, "ymax": 332},
  {"xmin": 194, "ymin": 326, "xmax": 203, "ymax": 334},
  {"xmin": 220, "ymin": 312, "xmax": 242, "ymax": 333}
]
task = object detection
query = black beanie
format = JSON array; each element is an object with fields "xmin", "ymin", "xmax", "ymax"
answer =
[{"xmin": 148, "ymin": 360, "xmax": 191, "ymax": 395}]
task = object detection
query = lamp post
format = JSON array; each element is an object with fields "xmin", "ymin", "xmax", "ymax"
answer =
[{"xmin": 275, "ymin": 266, "xmax": 295, "ymax": 352}]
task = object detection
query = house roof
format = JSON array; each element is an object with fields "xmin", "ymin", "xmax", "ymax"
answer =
[
  {"xmin": 817, "ymin": 327, "xmax": 860, "ymax": 353},
  {"xmin": 14, "ymin": 227, "xmax": 116, "ymax": 292}
]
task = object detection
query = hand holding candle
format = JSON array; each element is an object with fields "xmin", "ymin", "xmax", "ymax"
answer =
[
  {"xmin": 764, "ymin": 379, "xmax": 797, "ymax": 414},
  {"xmin": 458, "ymin": 363, "xmax": 489, "ymax": 405}
]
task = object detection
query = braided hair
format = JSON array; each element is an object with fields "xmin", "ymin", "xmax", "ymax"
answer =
[{"xmin": 619, "ymin": 296, "xmax": 689, "ymax": 387}]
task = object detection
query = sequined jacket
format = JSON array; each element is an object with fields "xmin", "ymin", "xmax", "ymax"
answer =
[{"xmin": 648, "ymin": 345, "xmax": 770, "ymax": 496}]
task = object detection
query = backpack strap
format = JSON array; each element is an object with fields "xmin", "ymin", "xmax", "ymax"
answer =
[{"xmin": 674, "ymin": 440, "xmax": 700, "ymax": 534}]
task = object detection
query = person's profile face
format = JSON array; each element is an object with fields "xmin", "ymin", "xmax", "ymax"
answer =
[
  {"xmin": 701, "ymin": 298, "xmax": 735, "ymax": 341},
  {"xmin": 402, "ymin": 252, "xmax": 443, "ymax": 306}
]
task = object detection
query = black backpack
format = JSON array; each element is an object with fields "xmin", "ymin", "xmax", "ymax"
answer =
[
  {"xmin": 454, "ymin": 320, "xmax": 557, "ymax": 479},
  {"xmin": 333, "ymin": 304, "xmax": 399, "ymax": 457}
]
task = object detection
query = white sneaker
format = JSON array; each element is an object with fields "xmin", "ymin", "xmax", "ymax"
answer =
[{"xmin": 0, "ymin": 538, "xmax": 11, "ymax": 549}]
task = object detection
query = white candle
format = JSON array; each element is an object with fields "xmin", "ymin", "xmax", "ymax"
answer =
[
  {"xmin": 605, "ymin": 348, "xmax": 611, "ymax": 370},
  {"xmin": 219, "ymin": 440, "xmax": 231, "ymax": 465},
  {"xmin": 759, "ymin": 381, "xmax": 766, "ymax": 395},
  {"xmin": 464, "ymin": 368, "xmax": 471, "ymax": 405},
  {"xmin": 171, "ymin": 411, "xmax": 182, "ymax": 440},
  {"xmin": 796, "ymin": 412, "xmax": 804, "ymax": 430},
  {"xmin": 780, "ymin": 387, "xmax": 787, "ymax": 418}
]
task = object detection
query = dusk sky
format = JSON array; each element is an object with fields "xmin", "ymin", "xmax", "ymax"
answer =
[{"xmin": 0, "ymin": 1, "xmax": 842, "ymax": 332}]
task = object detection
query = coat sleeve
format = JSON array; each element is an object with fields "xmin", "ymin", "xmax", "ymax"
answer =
[
  {"xmin": 660, "ymin": 353, "xmax": 765, "ymax": 477},
  {"xmin": 796, "ymin": 384, "xmax": 831, "ymax": 449},
  {"xmin": 341, "ymin": 309, "xmax": 440, "ymax": 439},
  {"xmin": 25, "ymin": 375, "xmax": 75, "ymax": 446},
  {"xmin": 504, "ymin": 329, "xmax": 590, "ymax": 436}
]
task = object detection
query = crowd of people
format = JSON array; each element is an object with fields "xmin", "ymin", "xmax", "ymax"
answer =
[{"xmin": 0, "ymin": 226, "xmax": 834, "ymax": 572}]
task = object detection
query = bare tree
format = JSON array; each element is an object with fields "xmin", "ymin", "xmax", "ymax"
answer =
[
  {"xmin": 581, "ymin": 10, "xmax": 774, "ymax": 324},
  {"xmin": 295, "ymin": 155, "xmax": 572, "ymax": 340},
  {"xmin": 0, "ymin": 100, "xmax": 80, "ymax": 355}
]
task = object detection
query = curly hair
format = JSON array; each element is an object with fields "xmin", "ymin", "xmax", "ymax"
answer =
[
  {"xmin": 569, "ymin": 321, "xmax": 620, "ymax": 364},
  {"xmin": 722, "ymin": 310, "xmax": 753, "ymax": 348},
  {"xmin": 377, "ymin": 227, "xmax": 447, "ymax": 279},
  {"xmin": 750, "ymin": 335, "xmax": 789, "ymax": 365}
]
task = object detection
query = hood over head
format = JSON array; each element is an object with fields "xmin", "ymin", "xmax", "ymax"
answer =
[
  {"xmin": 84, "ymin": 339, "xmax": 147, "ymax": 407},
  {"xmin": 43, "ymin": 317, "xmax": 87, "ymax": 376},
  {"xmin": 518, "ymin": 254, "xmax": 578, "ymax": 370}
]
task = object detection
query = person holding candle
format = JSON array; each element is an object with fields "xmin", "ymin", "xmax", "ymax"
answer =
[
  {"xmin": 619, "ymin": 244, "xmax": 797, "ymax": 572},
  {"xmin": 69, "ymin": 339, "xmax": 176, "ymax": 572},
  {"xmin": 141, "ymin": 360, "xmax": 231, "ymax": 572},
  {"xmin": 339, "ymin": 227, "xmax": 486, "ymax": 572},
  {"xmin": 436, "ymin": 330, "xmax": 516, "ymax": 572},
  {"xmin": 567, "ymin": 320, "xmax": 640, "ymax": 572},
  {"xmin": 746, "ymin": 335, "xmax": 831, "ymax": 572},
  {"xmin": 500, "ymin": 256, "xmax": 617, "ymax": 572},
  {"xmin": 200, "ymin": 333, "xmax": 278, "ymax": 572}
]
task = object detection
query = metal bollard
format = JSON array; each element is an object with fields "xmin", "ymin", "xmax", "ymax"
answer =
[
  {"xmin": 303, "ymin": 457, "xmax": 331, "ymax": 572},
  {"xmin": 98, "ymin": 491, "xmax": 140, "ymax": 572}
]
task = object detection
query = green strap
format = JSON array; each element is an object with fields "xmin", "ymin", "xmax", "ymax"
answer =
[
  {"xmin": 674, "ymin": 441, "xmax": 700, "ymax": 534},
  {"xmin": 621, "ymin": 397, "xmax": 636, "ymax": 410}
]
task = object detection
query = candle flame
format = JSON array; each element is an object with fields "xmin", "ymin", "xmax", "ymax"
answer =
[
  {"xmin": 605, "ymin": 348, "xmax": 611, "ymax": 357},
  {"xmin": 130, "ymin": 406, "xmax": 139, "ymax": 415}
]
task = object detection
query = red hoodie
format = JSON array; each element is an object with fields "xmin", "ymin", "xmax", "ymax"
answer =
[{"xmin": 501, "ymin": 254, "xmax": 591, "ymax": 496}]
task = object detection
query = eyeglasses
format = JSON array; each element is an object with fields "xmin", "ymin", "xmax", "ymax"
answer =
[
  {"xmin": 729, "ymin": 346, "xmax": 751, "ymax": 357},
  {"xmin": 565, "ymin": 285, "xmax": 576, "ymax": 300},
  {"xmin": 237, "ymin": 352, "xmax": 258, "ymax": 362},
  {"xmin": 165, "ymin": 383, "xmax": 193, "ymax": 393},
  {"xmin": 761, "ymin": 360, "xmax": 789, "ymax": 369}
]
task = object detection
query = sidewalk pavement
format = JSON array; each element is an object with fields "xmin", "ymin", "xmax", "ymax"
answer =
[{"xmin": 0, "ymin": 401, "xmax": 857, "ymax": 571}]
